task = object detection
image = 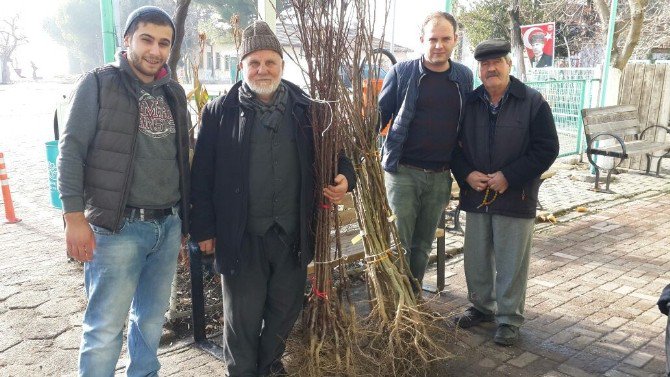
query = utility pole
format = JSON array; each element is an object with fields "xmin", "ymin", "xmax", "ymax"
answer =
[
  {"xmin": 592, "ymin": 0, "xmax": 619, "ymax": 174},
  {"xmin": 100, "ymin": 0, "xmax": 116, "ymax": 63},
  {"xmin": 258, "ymin": 0, "xmax": 277, "ymax": 32},
  {"xmin": 599, "ymin": 0, "xmax": 619, "ymax": 107}
]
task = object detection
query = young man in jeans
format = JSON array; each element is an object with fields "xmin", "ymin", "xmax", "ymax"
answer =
[{"xmin": 58, "ymin": 6, "xmax": 190, "ymax": 375}]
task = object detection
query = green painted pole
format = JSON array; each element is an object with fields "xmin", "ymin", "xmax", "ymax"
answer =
[
  {"xmin": 100, "ymin": 0, "xmax": 116, "ymax": 63},
  {"xmin": 593, "ymin": 0, "xmax": 618, "ymax": 174},
  {"xmin": 599, "ymin": 0, "xmax": 618, "ymax": 107},
  {"xmin": 445, "ymin": 0, "xmax": 453, "ymax": 13}
]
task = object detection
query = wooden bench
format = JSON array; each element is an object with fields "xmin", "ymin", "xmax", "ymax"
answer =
[{"xmin": 581, "ymin": 105, "xmax": 670, "ymax": 192}]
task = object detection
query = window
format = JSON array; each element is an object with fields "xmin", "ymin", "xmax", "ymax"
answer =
[
  {"xmin": 207, "ymin": 52, "xmax": 213, "ymax": 70},
  {"xmin": 216, "ymin": 53, "xmax": 221, "ymax": 70},
  {"xmin": 224, "ymin": 55, "xmax": 230, "ymax": 71}
]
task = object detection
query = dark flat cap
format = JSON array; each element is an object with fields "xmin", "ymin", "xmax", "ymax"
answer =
[{"xmin": 474, "ymin": 39, "xmax": 511, "ymax": 61}]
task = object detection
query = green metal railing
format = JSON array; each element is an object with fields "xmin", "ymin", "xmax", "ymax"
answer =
[{"xmin": 526, "ymin": 79, "xmax": 587, "ymax": 157}]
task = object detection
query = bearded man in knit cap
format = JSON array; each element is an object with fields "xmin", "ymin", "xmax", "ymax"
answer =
[
  {"xmin": 190, "ymin": 20, "xmax": 356, "ymax": 376},
  {"xmin": 58, "ymin": 6, "xmax": 190, "ymax": 376}
]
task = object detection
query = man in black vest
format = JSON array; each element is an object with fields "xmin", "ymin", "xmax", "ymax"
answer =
[
  {"xmin": 451, "ymin": 40, "xmax": 558, "ymax": 346},
  {"xmin": 57, "ymin": 6, "xmax": 190, "ymax": 376},
  {"xmin": 190, "ymin": 21, "xmax": 356, "ymax": 376}
]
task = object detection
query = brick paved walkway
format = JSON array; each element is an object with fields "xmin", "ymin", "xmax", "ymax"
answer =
[
  {"xmin": 430, "ymin": 192, "xmax": 670, "ymax": 377},
  {"xmin": 1, "ymin": 82, "xmax": 669, "ymax": 376}
]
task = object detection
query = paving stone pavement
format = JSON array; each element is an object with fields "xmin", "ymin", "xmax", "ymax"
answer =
[
  {"xmin": 428, "ymin": 191, "xmax": 670, "ymax": 377},
  {"xmin": 2, "ymin": 82, "xmax": 670, "ymax": 376}
]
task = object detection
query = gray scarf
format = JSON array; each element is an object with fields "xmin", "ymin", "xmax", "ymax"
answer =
[{"xmin": 238, "ymin": 82, "xmax": 288, "ymax": 132}]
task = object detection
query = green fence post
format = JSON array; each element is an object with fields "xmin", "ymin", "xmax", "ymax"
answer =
[
  {"xmin": 100, "ymin": 0, "xmax": 116, "ymax": 64},
  {"xmin": 575, "ymin": 80, "xmax": 587, "ymax": 156}
]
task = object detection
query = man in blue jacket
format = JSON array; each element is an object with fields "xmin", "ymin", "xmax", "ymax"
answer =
[
  {"xmin": 451, "ymin": 40, "xmax": 559, "ymax": 346},
  {"xmin": 378, "ymin": 11, "xmax": 472, "ymax": 292},
  {"xmin": 190, "ymin": 21, "xmax": 356, "ymax": 376}
]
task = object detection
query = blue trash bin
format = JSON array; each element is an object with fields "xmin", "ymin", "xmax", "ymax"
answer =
[{"xmin": 45, "ymin": 140, "xmax": 62, "ymax": 209}]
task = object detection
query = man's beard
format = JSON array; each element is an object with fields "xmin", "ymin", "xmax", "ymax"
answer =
[
  {"xmin": 128, "ymin": 50, "xmax": 163, "ymax": 77},
  {"xmin": 245, "ymin": 78, "xmax": 281, "ymax": 96}
]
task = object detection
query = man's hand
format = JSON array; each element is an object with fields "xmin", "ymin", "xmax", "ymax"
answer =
[
  {"xmin": 198, "ymin": 238, "xmax": 216, "ymax": 254},
  {"xmin": 466, "ymin": 171, "xmax": 490, "ymax": 192},
  {"xmin": 323, "ymin": 174, "xmax": 348, "ymax": 205},
  {"xmin": 64, "ymin": 212, "xmax": 95, "ymax": 262},
  {"xmin": 487, "ymin": 171, "xmax": 509, "ymax": 194}
]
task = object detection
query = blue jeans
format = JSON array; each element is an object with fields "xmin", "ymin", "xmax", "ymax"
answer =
[
  {"xmin": 385, "ymin": 166, "xmax": 452, "ymax": 286},
  {"xmin": 79, "ymin": 212, "xmax": 181, "ymax": 377}
]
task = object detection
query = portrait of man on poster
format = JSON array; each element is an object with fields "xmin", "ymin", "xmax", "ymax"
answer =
[{"xmin": 521, "ymin": 22, "xmax": 555, "ymax": 69}]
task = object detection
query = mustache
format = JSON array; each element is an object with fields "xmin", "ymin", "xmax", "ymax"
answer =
[{"xmin": 486, "ymin": 72, "xmax": 499, "ymax": 78}]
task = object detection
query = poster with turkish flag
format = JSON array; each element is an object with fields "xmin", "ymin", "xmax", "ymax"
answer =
[{"xmin": 520, "ymin": 22, "xmax": 555, "ymax": 68}]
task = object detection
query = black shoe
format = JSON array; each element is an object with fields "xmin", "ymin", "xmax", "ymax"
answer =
[
  {"xmin": 454, "ymin": 306, "xmax": 494, "ymax": 328},
  {"xmin": 494, "ymin": 324, "xmax": 519, "ymax": 346},
  {"xmin": 268, "ymin": 360, "xmax": 287, "ymax": 377}
]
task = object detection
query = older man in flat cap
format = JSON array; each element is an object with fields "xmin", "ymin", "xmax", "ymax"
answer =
[
  {"xmin": 451, "ymin": 39, "xmax": 559, "ymax": 346},
  {"xmin": 190, "ymin": 20, "xmax": 355, "ymax": 375}
]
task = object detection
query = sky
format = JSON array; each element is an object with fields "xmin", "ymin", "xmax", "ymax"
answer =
[
  {"xmin": 1, "ymin": 0, "xmax": 69, "ymax": 77},
  {"xmin": 0, "ymin": 0, "xmax": 450, "ymax": 78}
]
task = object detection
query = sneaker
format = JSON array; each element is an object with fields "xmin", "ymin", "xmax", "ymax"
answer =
[
  {"xmin": 454, "ymin": 306, "xmax": 494, "ymax": 329},
  {"xmin": 494, "ymin": 324, "xmax": 519, "ymax": 346}
]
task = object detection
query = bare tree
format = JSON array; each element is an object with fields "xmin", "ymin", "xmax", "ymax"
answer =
[
  {"xmin": 0, "ymin": 15, "xmax": 27, "ymax": 84},
  {"xmin": 463, "ymin": 0, "xmax": 666, "ymax": 69},
  {"xmin": 638, "ymin": 1, "xmax": 670, "ymax": 55},
  {"xmin": 509, "ymin": 0, "xmax": 527, "ymax": 80},
  {"xmin": 168, "ymin": 0, "xmax": 192, "ymax": 81},
  {"xmin": 594, "ymin": 0, "xmax": 648, "ymax": 69}
]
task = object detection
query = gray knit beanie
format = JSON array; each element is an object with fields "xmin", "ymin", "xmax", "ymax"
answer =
[
  {"xmin": 241, "ymin": 20, "xmax": 283, "ymax": 60},
  {"xmin": 123, "ymin": 6, "xmax": 176, "ymax": 42}
]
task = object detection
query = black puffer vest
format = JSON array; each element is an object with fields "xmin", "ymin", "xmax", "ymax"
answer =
[{"xmin": 84, "ymin": 65, "xmax": 190, "ymax": 234}]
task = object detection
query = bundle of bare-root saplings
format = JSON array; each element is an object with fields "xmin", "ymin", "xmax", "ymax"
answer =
[{"xmin": 282, "ymin": 1, "xmax": 451, "ymax": 376}]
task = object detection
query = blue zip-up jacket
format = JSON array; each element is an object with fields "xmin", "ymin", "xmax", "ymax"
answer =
[{"xmin": 378, "ymin": 57, "xmax": 473, "ymax": 172}]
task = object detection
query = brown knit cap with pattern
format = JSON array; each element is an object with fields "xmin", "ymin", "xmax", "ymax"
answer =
[{"xmin": 241, "ymin": 20, "xmax": 283, "ymax": 60}]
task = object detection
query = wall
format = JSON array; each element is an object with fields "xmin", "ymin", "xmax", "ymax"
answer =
[{"xmin": 618, "ymin": 62, "xmax": 670, "ymax": 171}]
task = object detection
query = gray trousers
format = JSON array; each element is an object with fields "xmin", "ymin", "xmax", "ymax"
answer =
[
  {"xmin": 221, "ymin": 226, "xmax": 307, "ymax": 377},
  {"xmin": 463, "ymin": 212, "xmax": 534, "ymax": 327},
  {"xmin": 385, "ymin": 166, "xmax": 452, "ymax": 286},
  {"xmin": 666, "ymin": 313, "xmax": 670, "ymax": 376}
]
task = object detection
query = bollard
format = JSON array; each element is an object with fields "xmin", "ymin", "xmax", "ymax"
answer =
[{"xmin": 0, "ymin": 152, "xmax": 21, "ymax": 224}]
